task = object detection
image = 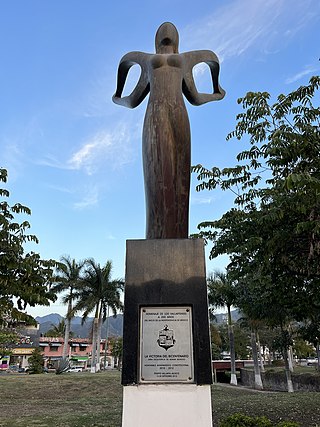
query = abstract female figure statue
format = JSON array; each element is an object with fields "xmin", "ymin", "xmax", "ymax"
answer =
[{"xmin": 113, "ymin": 22, "xmax": 225, "ymax": 239}]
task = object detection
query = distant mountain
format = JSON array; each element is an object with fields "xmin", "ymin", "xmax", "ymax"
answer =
[
  {"xmin": 36, "ymin": 313, "xmax": 62, "ymax": 324},
  {"xmin": 212, "ymin": 309, "xmax": 241, "ymax": 324},
  {"xmin": 36, "ymin": 308, "xmax": 239, "ymax": 338},
  {"xmin": 36, "ymin": 313, "xmax": 123, "ymax": 338}
]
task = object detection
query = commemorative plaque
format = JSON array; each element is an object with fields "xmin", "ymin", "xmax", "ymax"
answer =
[{"xmin": 139, "ymin": 306, "xmax": 194, "ymax": 383}]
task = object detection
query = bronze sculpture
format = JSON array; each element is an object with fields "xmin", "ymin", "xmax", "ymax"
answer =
[{"xmin": 113, "ymin": 22, "xmax": 225, "ymax": 239}]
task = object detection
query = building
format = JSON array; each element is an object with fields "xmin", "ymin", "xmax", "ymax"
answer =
[
  {"xmin": 8, "ymin": 324, "xmax": 40, "ymax": 369},
  {"xmin": 5, "ymin": 322, "xmax": 117, "ymax": 370},
  {"xmin": 39, "ymin": 337, "xmax": 114, "ymax": 369},
  {"xmin": 0, "ymin": 355, "xmax": 10, "ymax": 370}
]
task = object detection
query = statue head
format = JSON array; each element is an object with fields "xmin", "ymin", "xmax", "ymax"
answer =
[{"xmin": 155, "ymin": 22, "xmax": 179, "ymax": 54}]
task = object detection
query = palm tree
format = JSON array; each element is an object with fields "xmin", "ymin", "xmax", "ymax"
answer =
[
  {"xmin": 238, "ymin": 316, "xmax": 264, "ymax": 390},
  {"xmin": 51, "ymin": 256, "xmax": 85, "ymax": 360},
  {"xmin": 73, "ymin": 259, "xmax": 123, "ymax": 372},
  {"xmin": 207, "ymin": 270, "xmax": 238, "ymax": 386},
  {"xmin": 45, "ymin": 319, "xmax": 66, "ymax": 337}
]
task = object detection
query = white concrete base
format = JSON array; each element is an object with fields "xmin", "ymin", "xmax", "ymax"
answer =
[
  {"xmin": 230, "ymin": 373, "xmax": 238, "ymax": 386},
  {"xmin": 122, "ymin": 384, "xmax": 212, "ymax": 427},
  {"xmin": 254, "ymin": 374, "xmax": 263, "ymax": 390}
]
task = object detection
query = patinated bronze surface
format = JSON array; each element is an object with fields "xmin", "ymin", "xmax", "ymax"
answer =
[{"xmin": 113, "ymin": 22, "xmax": 225, "ymax": 239}]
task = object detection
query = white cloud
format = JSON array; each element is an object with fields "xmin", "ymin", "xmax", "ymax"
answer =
[
  {"xmin": 191, "ymin": 196, "xmax": 213, "ymax": 205},
  {"xmin": 73, "ymin": 186, "xmax": 99, "ymax": 210},
  {"xmin": 1, "ymin": 142, "xmax": 24, "ymax": 181},
  {"xmin": 68, "ymin": 122, "xmax": 137, "ymax": 175},
  {"xmin": 192, "ymin": 62, "xmax": 209, "ymax": 77},
  {"xmin": 76, "ymin": 63, "xmax": 141, "ymax": 119},
  {"xmin": 105, "ymin": 233, "xmax": 116, "ymax": 240},
  {"xmin": 35, "ymin": 118, "xmax": 141, "ymax": 175},
  {"xmin": 36, "ymin": 154, "xmax": 68, "ymax": 169},
  {"xmin": 80, "ymin": 70, "xmax": 116, "ymax": 119},
  {"xmin": 182, "ymin": 0, "xmax": 320, "ymax": 63},
  {"xmin": 45, "ymin": 184, "xmax": 73, "ymax": 194},
  {"xmin": 1, "ymin": 116, "xmax": 45, "ymax": 180},
  {"xmin": 285, "ymin": 66, "xmax": 319, "ymax": 84}
]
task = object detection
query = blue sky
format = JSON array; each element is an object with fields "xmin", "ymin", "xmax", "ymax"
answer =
[{"xmin": 1, "ymin": 0, "xmax": 319, "ymax": 317}]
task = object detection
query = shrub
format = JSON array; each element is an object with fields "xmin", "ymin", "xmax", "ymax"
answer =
[
  {"xmin": 27, "ymin": 347, "xmax": 44, "ymax": 374},
  {"xmin": 219, "ymin": 413, "xmax": 273, "ymax": 427},
  {"xmin": 219, "ymin": 413, "xmax": 300, "ymax": 427},
  {"xmin": 271, "ymin": 360, "xmax": 285, "ymax": 367},
  {"xmin": 277, "ymin": 423, "xmax": 299, "ymax": 427}
]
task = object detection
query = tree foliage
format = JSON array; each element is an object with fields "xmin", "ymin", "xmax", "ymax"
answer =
[
  {"xmin": 0, "ymin": 168, "xmax": 58, "ymax": 350},
  {"xmin": 0, "ymin": 330, "xmax": 18, "ymax": 357},
  {"xmin": 110, "ymin": 336, "xmax": 123, "ymax": 369},
  {"xmin": 51, "ymin": 256, "xmax": 85, "ymax": 319},
  {"xmin": 73, "ymin": 259, "xmax": 123, "ymax": 322},
  {"xmin": 210, "ymin": 324, "xmax": 223, "ymax": 359},
  {"xmin": 51, "ymin": 255, "xmax": 85, "ymax": 358},
  {"xmin": 215, "ymin": 323, "xmax": 250, "ymax": 360},
  {"xmin": 27, "ymin": 347, "xmax": 44, "ymax": 374},
  {"xmin": 72, "ymin": 259, "xmax": 124, "ymax": 371},
  {"xmin": 193, "ymin": 77, "xmax": 320, "ymax": 341},
  {"xmin": 208, "ymin": 270, "xmax": 239, "ymax": 384},
  {"xmin": 44, "ymin": 319, "xmax": 75, "ymax": 338}
]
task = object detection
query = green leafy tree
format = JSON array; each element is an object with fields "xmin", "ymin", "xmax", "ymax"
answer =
[
  {"xmin": 73, "ymin": 259, "xmax": 123, "ymax": 372},
  {"xmin": 217, "ymin": 323, "xmax": 250, "ymax": 360},
  {"xmin": 193, "ymin": 76, "xmax": 320, "ymax": 392},
  {"xmin": 193, "ymin": 76, "xmax": 320, "ymax": 281},
  {"xmin": 0, "ymin": 168, "xmax": 57, "ymax": 347},
  {"xmin": 238, "ymin": 315, "xmax": 265, "ymax": 388},
  {"xmin": 110, "ymin": 337, "xmax": 123, "ymax": 369},
  {"xmin": 215, "ymin": 323, "xmax": 229, "ymax": 354},
  {"xmin": 51, "ymin": 256, "xmax": 85, "ymax": 359},
  {"xmin": 45, "ymin": 320, "xmax": 65, "ymax": 337},
  {"xmin": 208, "ymin": 270, "xmax": 238, "ymax": 385},
  {"xmin": 210, "ymin": 324, "xmax": 223, "ymax": 359},
  {"xmin": 27, "ymin": 347, "xmax": 44, "ymax": 374},
  {"xmin": 233, "ymin": 324, "xmax": 251, "ymax": 360},
  {"xmin": 44, "ymin": 319, "xmax": 74, "ymax": 338},
  {"xmin": 0, "ymin": 330, "xmax": 17, "ymax": 357},
  {"xmin": 298, "ymin": 315, "xmax": 320, "ymax": 370},
  {"xmin": 293, "ymin": 338, "xmax": 316, "ymax": 360}
]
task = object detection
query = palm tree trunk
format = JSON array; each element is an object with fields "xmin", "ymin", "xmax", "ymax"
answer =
[
  {"xmin": 283, "ymin": 349, "xmax": 294, "ymax": 392},
  {"xmin": 91, "ymin": 318, "xmax": 99, "ymax": 373},
  {"xmin": 287, "ymin": 347, "xmax": 294, "ymax": 372},
  {"xmin": 257, "ymin": 332, "xmax": 265, "ymax": 373},
  {"xmin": 62, "ymin": 317, "xmax": 71, "ymax": 360},
  {"xmin": 91, "ymin": 301, "xmax": 102, "ymax": 373},
  {"xmin": 103, "ymin": 306, "xmax": 110, "ymax": 369},
  {"xmin": 280, "ymin": 325, "xmax": 294, "ymax": 392},
  {"xmin": 250, "ymin": 329, "xmax": 263, "ymax": 390},
  {"xmin": 96, "ymin": 313, "xmax": 103, "ymax": 372},
  {"xmin": 227, "ymin": 305, "xmax": 237, "ymax": 386},
  {"xmin": 62, "ymin": 299, "xmax": 72, "ymax": 360}
]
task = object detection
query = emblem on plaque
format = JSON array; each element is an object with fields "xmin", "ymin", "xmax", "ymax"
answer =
[{"xmin": 157, "ymin": 324, "xmax": 175, "ymax": 351}]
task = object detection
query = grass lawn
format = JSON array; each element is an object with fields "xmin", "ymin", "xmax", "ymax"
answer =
[
  {"xmin": 211, "ymin": 383, "xmax": 320, "ymax": 426},
  {"xmin": 1, "ymin": 370, "xmax": 319, "ymax": 426}
]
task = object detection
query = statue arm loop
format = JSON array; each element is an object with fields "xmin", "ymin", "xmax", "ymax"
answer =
[
  {"xmin": 112, "ymin": 52, "xmax": 150, "ymax": 109},
  {"xmin": 182, "ymin": 50, "xmax": 225, "ymax": 106}
]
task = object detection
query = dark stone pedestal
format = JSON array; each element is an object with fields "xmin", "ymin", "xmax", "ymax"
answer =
[{"xmin": 122, "ymin": 239, "xmax": 212, "ymax": 386}]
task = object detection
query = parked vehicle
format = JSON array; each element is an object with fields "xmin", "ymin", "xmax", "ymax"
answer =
[
  {"xmin": 25, "ymin": 366, "xmax": 48, "ymax": 374},
  {"xmin": 66, "ymin": 366, "xmax": 83, "ymax": 373},
  {"xmin": 307, "ymin": 358, "xmax": 318, "ymax": 366}
]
